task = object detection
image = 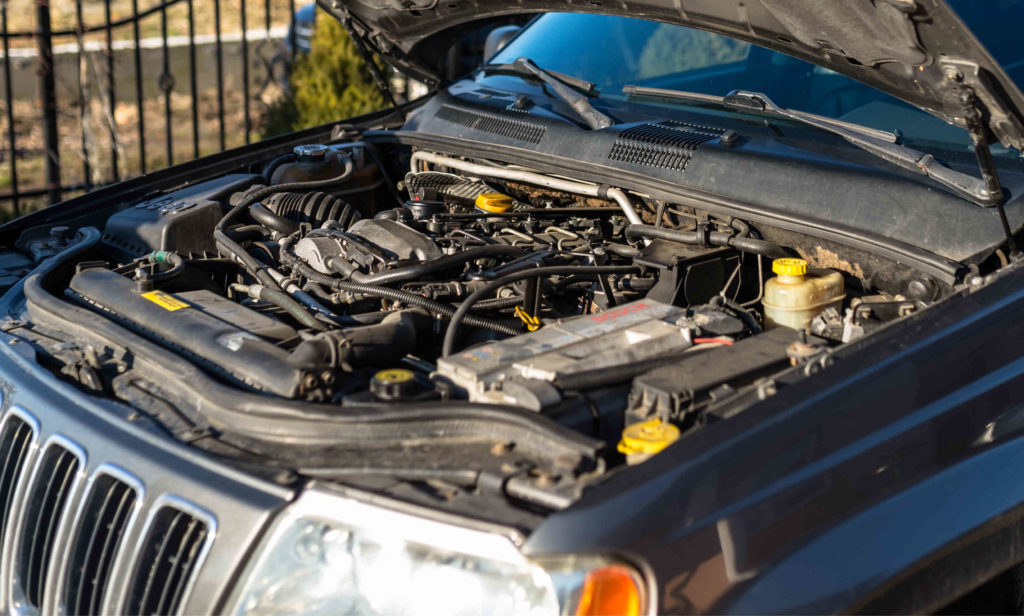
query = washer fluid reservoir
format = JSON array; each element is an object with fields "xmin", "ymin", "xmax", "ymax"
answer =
[{"xmin": 763, "ymin": 258, "xmax": 845, "ymax": 330}]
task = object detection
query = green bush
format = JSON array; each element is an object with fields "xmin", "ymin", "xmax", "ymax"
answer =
[{"xmin": 264, "ymin": 10, "xmax": 388, "ymax": 137}]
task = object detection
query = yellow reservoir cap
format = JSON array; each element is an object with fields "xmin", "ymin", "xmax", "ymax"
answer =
[
  {"xmin": 374, "ymin": 368, "xmax": 414, "ymax": 384},
  {"xmin": 772, "ymin": 257, "xmax": 808, "ymax": 276},
  {"xmin": 617, "ymin": 419, "xmax": 680, "ymax": 456},
  {"xmin": 475, "ymin": 192, "xmax": 514, "ymax": 213}
]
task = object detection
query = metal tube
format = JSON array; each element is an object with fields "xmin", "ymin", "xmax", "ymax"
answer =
[{"xmin": 409, "ymin": 151, "xmax": 644, "ymax": 225}]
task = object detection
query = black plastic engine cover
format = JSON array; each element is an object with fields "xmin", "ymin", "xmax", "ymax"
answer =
[{"xmin": 102, "ymin": 174, "xmax": 260, "ymax": 257}]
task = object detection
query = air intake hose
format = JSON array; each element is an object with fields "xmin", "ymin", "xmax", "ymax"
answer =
[{"xmin": 251, "ymin": 191, "xmax": 360, "ymax": 235}]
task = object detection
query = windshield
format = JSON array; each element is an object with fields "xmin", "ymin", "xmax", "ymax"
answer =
[{"xmin": 481, "ymin": 4, "xmax": 1024, "ymax": 159}]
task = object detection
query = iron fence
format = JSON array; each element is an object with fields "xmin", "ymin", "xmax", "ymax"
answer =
[{"xmin": 0, "ymin": 0, "xmax": 297, "ymax": 216}]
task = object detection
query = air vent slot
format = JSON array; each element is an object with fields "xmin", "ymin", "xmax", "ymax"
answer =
[
  {"xmin": 63, "ymin": 474, "xmax": 137, "ymax": 616},
  {"xmin": 609, "ymin": 121, "xmax": 724, "ymax": 171},
  {"xmin": 17, "ymin": 443, "xmax": 80, "ymax": 609},
  {"xmin": 437, "ymin": 104, "xmax": 546, "ymax": 143},
  {"xmin": 0, "ymin": 416, "xmax": 33, "ymax": 545},
  {"xmin": 125, "ymin": 506, "xmax": 210, "ymax": 616}
]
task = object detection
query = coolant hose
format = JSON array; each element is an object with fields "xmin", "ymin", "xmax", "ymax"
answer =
[
  {"xmin": 624, "ymin": 223, "xmax": 787, "ymax": 258},
  {"xmin": 249, "ymin": 285, "xmax": 331, "ymax": 332},
  {"xmin": 145, "ymin": 251, "xmax": 185, "ymax": 283},
  {"xmin": 349, "ymin": 244, "xmax": 527, "ymax": 285},
  {"xmin": 442, "ymin": 264, "xmax": 641, "ymax": 357},
  {"xmin": 250, "ymin": 202, "xmax": 300, "ymax": 235}
]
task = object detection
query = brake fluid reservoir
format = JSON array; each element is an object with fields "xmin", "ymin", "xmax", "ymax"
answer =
[{"xmin": 763, "ymin": 258, "xmax": 845, "ymax": 330}]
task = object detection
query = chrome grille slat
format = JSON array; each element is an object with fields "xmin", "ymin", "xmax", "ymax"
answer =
[
  {"xmin": 18, "ymin": 444, "xmax": 80, "ymax": 610},
  {"xmin": 90, "ymin": 486, "xmax": 134, "ymax": 615},
  {"xmin": 135, "ymin": 511, "xmax": 186, "ymax": 615},
  {"xmin": 154, "ymin": 516, "xmax": 201, "ymax": 615},
  {"xmin": 125, "ymin": 505, "xmax": 211, "ymax": 616},
  {"xmin": 64, "ymin": 472, "xmax": 138, "ymax": 616},
  {"xmin": 0, "ymin": 417, "xmax": 33, "ymax": 545}
]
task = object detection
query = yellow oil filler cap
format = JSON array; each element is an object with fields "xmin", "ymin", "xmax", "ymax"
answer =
[
  {"xmin": 617, "ymin": 419, "xmax": 680, "ymax": 463},
  {"xmin": 772, "ymin": 257, "xmax": 808, "ymax": 276},
  {"xmin": 475, "ymin": 193, "xmax": 514, "ymax": 213}
]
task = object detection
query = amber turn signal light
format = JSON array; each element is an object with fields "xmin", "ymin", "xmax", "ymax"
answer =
[{"xmin": 574, "ymin": 564, "xmax": 644, "ymax": 616}]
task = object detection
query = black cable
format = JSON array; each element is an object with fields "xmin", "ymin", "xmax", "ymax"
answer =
[
  {"xmin": 471, "ymin": 296, "xmax": 524, "ymax": 311},
  {"xmin": 293, "ymin": 261, "xmax": 522, "ymax": 336},
  {"xmin": 213, "ymin": 153, "xmax": 356, "ymax": 331},
  {"xmin": 363, "ymin": 142, "xmax": 405, "ymax": 206},
  {"xmin": 224, "ymin": 224, "xmax": 266, "ymax": 242},
  {"xmin": 260, "ymin": 151, "xmax": 296, "ymax": 181},
  {"xmin": 350, "ymin": 245, "xmax": 527, "ymax": 286},
  {"xmin": 710, "ymin": 295, "xmax": 762, "ymax": 334},
  {"xmin": 625, "ymin": 223, "xmax": 787, "ymax": 258},
  {"xmin": 251, "ymin": 285, "xmax": 334, "ymax": 331},
  {"xmin": 442, "ymin": 264, "xmax": 640, "ymax": 357}
]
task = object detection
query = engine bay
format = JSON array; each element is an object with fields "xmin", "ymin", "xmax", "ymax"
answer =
[{"xmin": 6, "ymin": 139, "xmax": 955, "ymax": 517}]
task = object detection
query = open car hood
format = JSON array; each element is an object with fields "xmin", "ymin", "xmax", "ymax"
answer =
[{"xmin": 319, "ymin": 0, "xmax": 1024, "ymax": 151}]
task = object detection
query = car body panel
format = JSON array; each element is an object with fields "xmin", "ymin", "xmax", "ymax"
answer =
[{"xmin": 523, "ymin": 258, "xmax": 1024, "ymax": 613}]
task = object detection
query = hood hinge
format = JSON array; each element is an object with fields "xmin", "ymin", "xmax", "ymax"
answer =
[{"xmin": 961, "ymin": 86, "xmax": 1017, "ymax": 255}]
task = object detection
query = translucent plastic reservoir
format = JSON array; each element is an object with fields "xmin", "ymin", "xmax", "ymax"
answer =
[{"xmin": 763, "ymin": 258, "xmax": 845, "ymax": 330}]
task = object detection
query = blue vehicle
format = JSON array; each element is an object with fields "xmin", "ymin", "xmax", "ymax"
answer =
[{"xmin": 1, "ymin": 1, "xmax": 1024, "ymax": 614}]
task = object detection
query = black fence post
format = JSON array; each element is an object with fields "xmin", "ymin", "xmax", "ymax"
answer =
[{"xmin": 35, "ymin": 0, "xmax": 60, "ymax": 205}]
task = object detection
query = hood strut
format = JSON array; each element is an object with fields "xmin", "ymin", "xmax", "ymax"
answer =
[
  {"xmin": 962, "ymin": 87, "xmax": 1018, "ymax": 255},
  {"xmin": 339, "ymin": 17, "xmax": 399, "ymax": 111}
]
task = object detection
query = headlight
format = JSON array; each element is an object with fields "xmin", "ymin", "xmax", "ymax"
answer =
[{"xmin": 228, "ymin": 487, "xmax": 647, "ymax": 616}]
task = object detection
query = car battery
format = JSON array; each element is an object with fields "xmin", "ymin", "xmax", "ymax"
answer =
[{"xmin": 436, "ymin": 299, "xmax": 695, "ymax": 410}]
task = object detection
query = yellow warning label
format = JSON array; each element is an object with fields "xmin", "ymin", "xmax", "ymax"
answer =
[{"xmin": 141, "ymin": 290, "xmax": 190, "ymax": 311}]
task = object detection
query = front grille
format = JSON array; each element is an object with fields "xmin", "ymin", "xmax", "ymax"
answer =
[
  {"xmin": 64, "ymin": 473, "xmax": 138, "ymax": 616},
  {"xmin": 125, "ymin": 507, "xmax": 210, "ymax": 616},
  {"xmin": 17, "ymin": 442, "xmax": 81, "ymax": 609},
  {"xmin": 0, "ymin": 407, "xmax": 221, "ymax": 615}
]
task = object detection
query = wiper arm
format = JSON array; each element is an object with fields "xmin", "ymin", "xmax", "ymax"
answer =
[
  {"xmin": 623, "ymin": 85, "xmax": 998, "ymax": 206},
  {"xmin": 623, "ymin": 85, "xmax": 898, "ymax": 143},
  {"xmin": 726, "ymin": 90, "xmax": 997, "ymax": 206},
  {"xmin": 479, "ymin": 63, "xmax": 598, "ymax": 96},
  {"xmin": 479, "ymin": 57, "xmax": 614, "ymax": 130}
]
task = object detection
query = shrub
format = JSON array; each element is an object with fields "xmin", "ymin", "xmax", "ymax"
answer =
[{"xmin": 264, "ymin": 10, "xmax": 388, "ymax": 137}]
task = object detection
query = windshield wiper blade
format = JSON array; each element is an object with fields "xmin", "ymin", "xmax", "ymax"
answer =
[
  {"xmin": 726, "ymin": 90, "xmax": 997, "ymax": 206},
  {"xmin": 622, "ymin": 85, "xmax": 997, "ymax": 206},
  {"xmin": 623, "ymin": 85, "xmax": 898, "ymax": 143},
  {"xmin": 479, "ymin": 58, "xmax": 614, "ymax": 130}
]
